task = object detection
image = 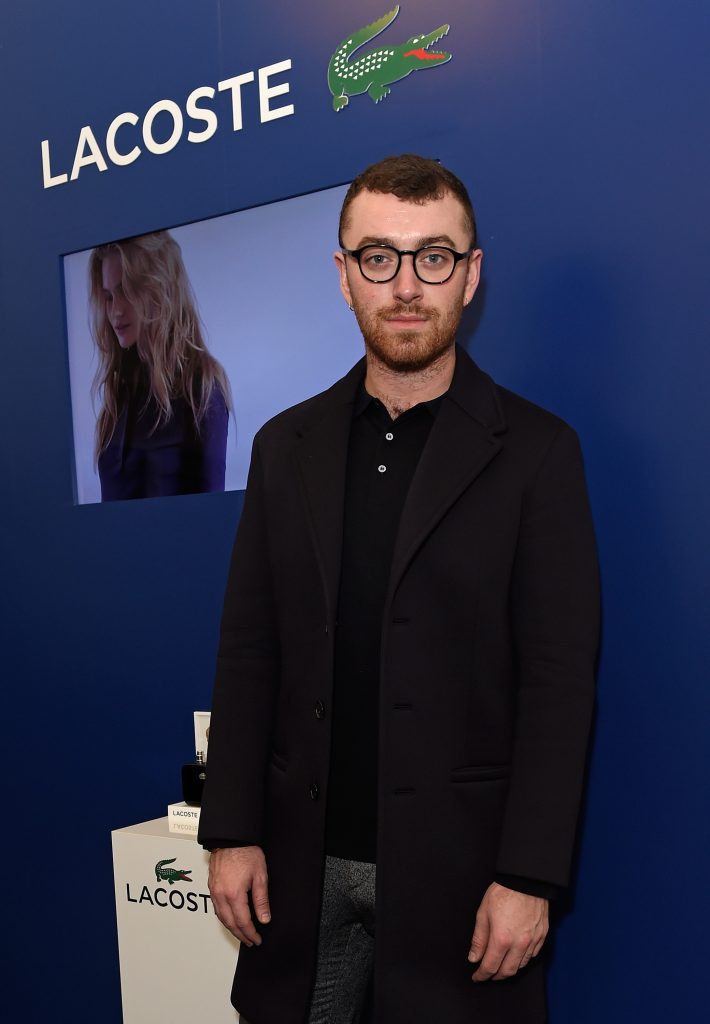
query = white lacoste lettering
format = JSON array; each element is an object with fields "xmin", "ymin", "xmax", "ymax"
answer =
[{"xmin": 41, "ymin": 59, "xmax": 294, "ymax": 189}]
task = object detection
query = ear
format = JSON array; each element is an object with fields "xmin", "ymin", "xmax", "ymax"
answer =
[
  {"xmin": 463, "ymin": 249, "xmax": 483, "ymax": 306},
  {"xmin": 334, "ymin": 250, "xmax": 353, "ymax": 307}
]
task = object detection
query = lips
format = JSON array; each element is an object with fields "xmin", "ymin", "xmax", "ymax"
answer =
[
  {"xmin": 381, "ymin": 306, "xmax": 433, "ymax": 326},
  {"xmin": 386, "ymin": 320, "xmax": 428, "ymax": 331}
]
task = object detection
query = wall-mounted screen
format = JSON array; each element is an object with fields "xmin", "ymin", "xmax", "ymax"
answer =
[{"xmin": 63, "ymin": 182, "xmax": 359, "ymax": 504}]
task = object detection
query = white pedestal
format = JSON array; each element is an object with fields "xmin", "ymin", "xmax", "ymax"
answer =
[{"xmin": 112, "ymin": 816, "xmax": 240, "ymax": 1024}]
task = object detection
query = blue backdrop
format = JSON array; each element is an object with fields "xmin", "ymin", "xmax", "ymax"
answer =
[{"xmin": 2, "ymin": 2, "xmax": 708, "ymax": 1021}]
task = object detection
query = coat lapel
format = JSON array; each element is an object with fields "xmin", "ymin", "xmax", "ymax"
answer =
[
  {"xmin": 293, "ymin": 359, "xmax": 366, "ymax": 623},
  {"xmin": 388, "ymin": 347, "xmax": 507, "ymax": 599}
]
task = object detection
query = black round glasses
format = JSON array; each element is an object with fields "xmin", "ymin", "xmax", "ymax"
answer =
[{"xmin": 341, "ymin": 244, "xmax": 473, "ymax": 284}]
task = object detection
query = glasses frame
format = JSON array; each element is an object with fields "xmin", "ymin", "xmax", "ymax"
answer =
[{"xmin": 341, "ymin": 244, "xmax": 474, "ymax": 285}]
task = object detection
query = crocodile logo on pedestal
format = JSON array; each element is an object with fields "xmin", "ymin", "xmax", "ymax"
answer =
[
  {"xmin": 154, "ymin": 858, "xmax": 192, "ymax": 884},
  {"xmin": 328, "ymin": 5, "xmax": 451, "ymax": 111}
]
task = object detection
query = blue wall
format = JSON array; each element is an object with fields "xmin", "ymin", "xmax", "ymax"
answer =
[{"xmin": 2, "ymin": 2, "xmax": 708, "ymax": 1020}]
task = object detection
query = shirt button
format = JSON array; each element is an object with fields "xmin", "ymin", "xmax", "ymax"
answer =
[
  {"xmin": 378, "ymin": 465, "xmax": 387, "ymax": 473},
  {"xmin": 314, "ymin": 700, "xmax": 326, "ymax": 719},
  {"xmin": 309, "ymin": 782, "xmax": 320, "ymax": 800},
  {"xmin": 385, "ymin": 432, "xmax": 394, "ymax": 441}
]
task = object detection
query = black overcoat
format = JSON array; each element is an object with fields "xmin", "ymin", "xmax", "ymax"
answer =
[{"xmin": 199, "ymin": 347, "xmax": 600, "ymax": 1024}]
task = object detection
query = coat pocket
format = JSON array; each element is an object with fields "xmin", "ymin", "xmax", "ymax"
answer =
[{"xmin": 449, "ymin": 764, "xmax": 510, "ymax": 783}]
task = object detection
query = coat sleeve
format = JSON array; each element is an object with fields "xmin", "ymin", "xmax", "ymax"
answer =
[
  {"xmin": 496, "ymin": 422, "xmax": 600, "ymax": 888},
  {"xmin": 198, "ymin": 433, "xmax": 280, "ymax": 848}
]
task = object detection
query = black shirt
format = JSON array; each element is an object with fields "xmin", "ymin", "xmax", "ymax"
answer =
[{"xmin": 325, "ymin": 382, "xmax": 442, "ymax": 862}]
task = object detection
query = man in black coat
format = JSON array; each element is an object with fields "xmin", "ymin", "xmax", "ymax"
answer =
[{"xmin": 198, "ymin": 154, "xmax": 600, "ymax": 1024}]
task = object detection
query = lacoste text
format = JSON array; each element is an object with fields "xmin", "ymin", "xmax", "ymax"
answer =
[
  {"xmin": 125, "ymin": 883, "xmax": 214, "ymax": 913},
  {"xmin": 41, "ymin": 59, "xmax": 294, "ymax": 189}
]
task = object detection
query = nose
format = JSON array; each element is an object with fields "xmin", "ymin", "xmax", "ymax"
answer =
[{"xmin": 392, "ymin": 253, "xmax": 424, "ymax": 304}]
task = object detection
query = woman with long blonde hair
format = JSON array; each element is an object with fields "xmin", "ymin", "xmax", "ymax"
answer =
[{"xmin": 88, "ymin": 231, "xmax": 231, "ymax": 500}]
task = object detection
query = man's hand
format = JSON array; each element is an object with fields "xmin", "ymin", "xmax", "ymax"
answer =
[
  {"xmin": 468, "ymin": 882, "xmax": 549, "ymax": 982},
  {"xmin": 208, "ymin": 846, "xmax": 271, "ymax": 946}
]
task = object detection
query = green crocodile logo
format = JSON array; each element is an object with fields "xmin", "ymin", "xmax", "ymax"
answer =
[
  {"xmin": 328, "ymin": 5, "xmax": 451, "ymax": 111},
  {"xmin": 154, "ymin": 858, "xmax": 192, "ymax": 885}
]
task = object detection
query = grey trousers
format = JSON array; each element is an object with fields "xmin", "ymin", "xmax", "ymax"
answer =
[{"xmin": 239, "ymin": 855, "xmax": 376, "ymax": 1024}]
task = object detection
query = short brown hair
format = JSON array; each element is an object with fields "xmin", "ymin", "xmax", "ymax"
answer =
[{"xmin": 339, "ymin": 154, "xmax": 477, "ymax": 248}]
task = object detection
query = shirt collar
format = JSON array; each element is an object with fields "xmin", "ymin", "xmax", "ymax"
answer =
[{"xmin": 353, "ymin": 377, "xmax": 447, "ymax": 419}]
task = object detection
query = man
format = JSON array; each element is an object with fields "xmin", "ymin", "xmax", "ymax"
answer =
[{"xmin": 198, "ymin": 154, "xmax": 599, "ymax": 1024}]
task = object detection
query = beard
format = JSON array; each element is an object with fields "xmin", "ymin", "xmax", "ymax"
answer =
[{"xmin": 353, "ymin": 299, "xmax": 463, "ymax": 373}]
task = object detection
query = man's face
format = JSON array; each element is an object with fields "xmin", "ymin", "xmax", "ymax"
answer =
[{"xmin": 335, "ymin": 190, "xmax": 482, "ymax": 373}]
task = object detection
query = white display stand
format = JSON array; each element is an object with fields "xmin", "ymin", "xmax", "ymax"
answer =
[{"xmin": 112, "ymin": 816, "xmax": 240, "ymax": 1024}]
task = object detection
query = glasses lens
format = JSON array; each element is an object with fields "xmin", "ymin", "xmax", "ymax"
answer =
[
  {"xmin": 358, "ymin": 246, "xmax": 400, "ymax": 282},
  {"xmin": 415, "ymin": 247, "xmax": 456, "ymax": 283}
]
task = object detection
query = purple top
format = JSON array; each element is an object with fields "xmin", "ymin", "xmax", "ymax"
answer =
[{"xmin": 98, "ymin": 363, "xmax": 228, "ymax": 501}]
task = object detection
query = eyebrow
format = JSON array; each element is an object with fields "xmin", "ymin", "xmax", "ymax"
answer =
[{"xmin": 353, "ymin": 234, "xmax": 463, "ymax": 250}]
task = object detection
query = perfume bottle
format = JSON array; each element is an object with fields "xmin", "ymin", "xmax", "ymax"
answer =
[{"xmin": 182, "ymin": 750, "xmax": 207, "ymax": 806}]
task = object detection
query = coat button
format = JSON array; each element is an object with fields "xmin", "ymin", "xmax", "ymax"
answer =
[
  {"xmin": 314, "ymin": 700, "xmax": 326, "ymax": 719},
  {"xmin": 309, "ymin": 782, "xmax": 320, "ymax": 800}
]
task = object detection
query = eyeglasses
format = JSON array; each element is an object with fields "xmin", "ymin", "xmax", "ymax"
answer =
[{"xmin": 341, "ymin": 244, "xmax": 473, "ymax": 284}]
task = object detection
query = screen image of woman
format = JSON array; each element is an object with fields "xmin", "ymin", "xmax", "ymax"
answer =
[{"xmin": 88, "ymin": 231, "xmax": 232, "ymax": 501}]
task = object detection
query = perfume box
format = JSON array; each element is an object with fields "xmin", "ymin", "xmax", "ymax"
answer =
[{"xmin": 167, "ymin": 801, "xmax": 201, "ymax": 835}]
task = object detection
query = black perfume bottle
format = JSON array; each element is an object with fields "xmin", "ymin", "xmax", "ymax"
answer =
[{"xmin": 181, "ymin": 750, "xmax": 206, "ymax": 806}]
